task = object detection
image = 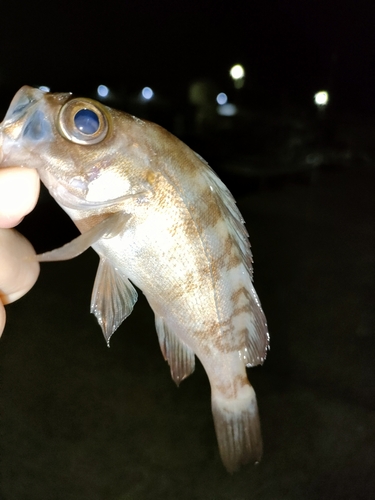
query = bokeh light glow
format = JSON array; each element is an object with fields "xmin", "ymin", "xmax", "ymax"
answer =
[
  {"xmin": 314, "ymin": 91, "xmax": 329, "ymax": 106},
  {"xmin": 217, "ymin": 103, "xmax": 238, "ymax": 116},
  {"xmin": 216, "ymin": 92, "xmax": 228, "ymax": 105},
  {"xmin": 142, "ymin": 87, "xmax": 154, "ymax": 100},
  {"xmin": 97, "ymin": 85, "xmax": 109, "ymax": 98},
  {"xmin": 230, "ymin": 64, "xmax": 245, "ymax": 80}
]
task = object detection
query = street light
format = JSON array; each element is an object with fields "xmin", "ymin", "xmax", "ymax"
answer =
[
  {"xmin": 230, "ymin": 64, "xmax": 245, "ymax": 89},
  {"xmin": 314, "ymin": 91, "xmax": 329, "ymax": 107}
]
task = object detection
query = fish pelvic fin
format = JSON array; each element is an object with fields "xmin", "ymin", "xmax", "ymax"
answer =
[
  {"xmin": 91, "ymin": 256, "xmax": 138, "ymax": 345},
  {"xmin": 211, "ymin": 384, "xmax": 262, "ymax": 473},
  {"xmin": 155, "ymin": 315, "xmax": 195, "ymax": 386}
]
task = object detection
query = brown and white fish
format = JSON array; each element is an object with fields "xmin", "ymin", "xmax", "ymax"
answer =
[{"xmin": 0, "ymin": 86, "xmax": 269, "ymax": 472}]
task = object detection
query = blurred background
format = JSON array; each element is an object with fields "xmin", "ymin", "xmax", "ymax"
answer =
[{"xmin": 0, "ymin": 1, "xmax": 374, "ymax": 499}]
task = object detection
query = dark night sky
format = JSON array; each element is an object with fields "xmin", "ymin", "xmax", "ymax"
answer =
[{"xmin": 0, "ymin": 0, "xmax": 374, "ymax": 112}]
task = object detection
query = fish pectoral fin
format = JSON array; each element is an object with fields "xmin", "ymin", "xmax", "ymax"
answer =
[
  {"xmin": 91, "ymin": 256, "xmax": 138, "ymax": 345},
  {"xmin": 155, "ymin": 315, "xmax": 195, "ymax": 386},
  {"xmin": 36, "ymin": 212, "xmax": 129, "ymax": 262}
]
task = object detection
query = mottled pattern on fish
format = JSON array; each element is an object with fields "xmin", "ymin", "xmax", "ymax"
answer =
[{"xmin": 0, "ymin": 87, "xmax": 269, "ymax": 472}]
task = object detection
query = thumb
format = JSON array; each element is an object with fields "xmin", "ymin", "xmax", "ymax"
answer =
[{"xmin": 0, "ymin": 228, "xmax": 40, "ymax": 305}]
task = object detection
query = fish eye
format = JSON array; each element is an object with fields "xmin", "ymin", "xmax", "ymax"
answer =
[
  {"xmin": 74, "ymin": 109, "xmax": 100, "ymax": 135},
  {"xmin": 58, "ymin": 98, "xmax": 109, "ymax": 145}
]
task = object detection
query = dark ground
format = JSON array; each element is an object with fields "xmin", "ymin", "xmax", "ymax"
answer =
[{"xmin": 0, "ymin": 148, "xmax": 374, "ymax": 498}]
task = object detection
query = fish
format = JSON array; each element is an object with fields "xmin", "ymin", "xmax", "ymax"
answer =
[{"xmin": 0, "ymin": 86, "xmax": 269, "ymax": 472}]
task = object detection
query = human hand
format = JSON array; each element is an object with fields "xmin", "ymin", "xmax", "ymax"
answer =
[{"xmin": 0, "ymin": 167, "xmax": 40, "ymax": 335}]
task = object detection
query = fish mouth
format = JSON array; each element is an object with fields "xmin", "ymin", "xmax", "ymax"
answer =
[
  {"xmin": 2, "ymin": 86, "xmax": 47, "ymax": 124},
  {"xmin": 2, "ymin": 86, "xmax": 71, "ymax": 127},
  {"xmin": 0, "ymin": 86, "xmax": 72, "ymax": 162}
]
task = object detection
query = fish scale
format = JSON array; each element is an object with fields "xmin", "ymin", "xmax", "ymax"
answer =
[{"xmin": 0, "ymin": 86, "xmax": 269, "ymax": 472}]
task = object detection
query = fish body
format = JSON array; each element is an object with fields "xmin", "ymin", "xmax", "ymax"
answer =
[{"xmin": 0, "ymin": 86, "xmax": 269, "ymax": 472}]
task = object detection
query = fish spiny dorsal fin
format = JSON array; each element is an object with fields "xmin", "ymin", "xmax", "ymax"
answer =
[
  {"xmin": 91, "ymin": 256, "xmax": 138, "ymax": 345},
  {"xmin": 155, "ymin": 315, "xmax": 195, "ymax": 386},
  {"xmin": 196, "ymin": 156, "xmax": 253, "ymax": 275}
]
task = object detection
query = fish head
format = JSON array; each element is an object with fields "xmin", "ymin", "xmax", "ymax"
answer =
[{"xmin": 0, "ymin": 86, "xmax": 153, "ymax": 211}]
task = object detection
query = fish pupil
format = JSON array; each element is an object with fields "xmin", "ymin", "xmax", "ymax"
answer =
[{"xmin": 74, "ymin": 108, "xmax": 100, "ymax": 135}]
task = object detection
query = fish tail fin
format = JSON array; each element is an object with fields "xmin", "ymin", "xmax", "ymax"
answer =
[{"xmin": 211, "ymin": 384, "xmax": 262, "ymax": 473}]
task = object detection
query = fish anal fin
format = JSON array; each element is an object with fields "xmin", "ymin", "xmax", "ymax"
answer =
[
  {"xmin": 211, "ymin": 384, "xmax": 262, "ymax": 473},
  {"xmin": 91, "ymin": 257, "xmax": 138, "ymax": 345},
  {"xmin": 155, "ymin": 315, "xmax": 195, "ymax": 386}
]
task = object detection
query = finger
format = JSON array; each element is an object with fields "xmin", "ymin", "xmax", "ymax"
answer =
[
  {"xmin": 0, "ymin": 229, "xmax": 40, "ymax": 304},
  {"xmin": 0, "ymin": 167, "xmax": 40, "ymax": 228},
  {"xmin": 0, "ymin": 302, "xmax": 5, "ymax": 337}
]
